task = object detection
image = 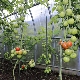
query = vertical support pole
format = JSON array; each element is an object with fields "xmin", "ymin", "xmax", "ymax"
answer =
[
  {"xmin": 18, "ymin": 61, "xmax": 20, "ymax": 80},
  {"xmin": 45, "ymin": 16, "xmax": 48, "ymax": 78},
  {"xmin": 52, "ymin": 40, "xmax": 56, "ymax": 71},
  {"xmin": 59, "ymin": 45, "xmax": 62, "ymax": 80},
  {"xmin": 34, "ymin": 44, "xmax": 37, "ymax": 63},
  {"xmin": 77, "ymin": 46, "xmax": 80, "ymax": 76},
  {"xmin": 46, "ymin": 16, "xmax": 48, "ymax": 56}
]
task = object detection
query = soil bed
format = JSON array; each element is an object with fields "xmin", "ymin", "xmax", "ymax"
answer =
[{"xmin": 0, "ymin": 58, "xmax": 80, "ymax": 80}]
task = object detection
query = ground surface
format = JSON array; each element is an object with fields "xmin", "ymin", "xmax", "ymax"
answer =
[{"xmin": 0, "ymin": 59, "xmax": 80, "ymax": 80}]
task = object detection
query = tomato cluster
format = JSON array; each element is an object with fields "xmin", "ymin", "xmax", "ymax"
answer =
[
  {"xmin": 59, "ymin": 40, "xmax": 72, "ymax": 50},
  {"xmin": 10, "ymin": 47, "xmax": 27, "ymax": 59},
  {"xmin": 59, "ymin": 39, "xmax": 77, "ymax": 62}
]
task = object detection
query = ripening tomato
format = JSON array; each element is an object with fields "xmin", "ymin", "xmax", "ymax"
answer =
[
  {"xmin": 67, "ymin": 41, "xmax": 72, "ymax": 48},
  {"xmin": 18, "ymin": 50, "xmax": 23, "ymax": 55},
  {"xmin": 61, "ymin": 42, "xmax": 68, "ymax": 49},
  {"xmin": 15, "ymin": 47, "xmax": 20, "ymax": 51}
]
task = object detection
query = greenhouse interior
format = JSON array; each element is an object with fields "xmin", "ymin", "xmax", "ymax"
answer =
[{"xmin": 0, "ymin": 0, "xmax": 80, "ymax": 80}]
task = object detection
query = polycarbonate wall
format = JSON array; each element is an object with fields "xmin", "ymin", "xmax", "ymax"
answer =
[{"xmin": 0, "ymin": 1, "xmax": 80, "ymax": 76}]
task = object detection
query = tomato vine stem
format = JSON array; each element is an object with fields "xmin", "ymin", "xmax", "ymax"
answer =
[{"xmin": 13, "ymin": 60, "xmax": 19, "ymax": 80}]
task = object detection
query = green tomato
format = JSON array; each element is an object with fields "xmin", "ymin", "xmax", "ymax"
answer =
[
  {"xmin": 66, "ymin": 9, "xmax": 72, "ymax": 16},
  {"xmin": 15, "ymin": 36, "xmax": 19, "ymax": 39},
  {"xmin": 57, "ymin": 6, "xmax": 63, "ymax": 12},
  {"xmin": 20, "ymin": 16, "xmax": 25, "ymax": 21},
  {"xmin": 17, "ymin": 54, "xmax": 22, "ymax": 59},
  {"xmin": 63, "ymin": 21, "xmax": 68, "ymax": 26},
  {"xmin": 18, "ymin": 20, "xmax": 22, "ymax": 24},
  {"xmin": 19, "ymin": 6, "xmax": 24, "ymax": 11},
  {"xmin": 59, "ymin": 11, "xmax": 65, "ymax": 17},
  {"xmin": 73, "ymin": 45, "xmax": 78, "ymax": 51},
  {"xmin": 70, "ymin": 53, "xmax": 77, "ymax": 58},
  {"xmin": 14, "ymin": 51, "xmax": 17, "ymax": 55},
  {"xmin": 13, "ymin": 23, "xmax": 19, "ymax": 28},
  {"xmin": 11, "ymin": 54, "xmax": 15, "ymax": 57},
  {"xmin": 70, "ymin": 36, "xmax": 77, "ymax": 42},
  {"xmin": 14, "ymin": 29, "xmax": 18, "ymax": 34},
  {"xmin": 71, "ymin": 28, "xmax": 78, "ymax": 35},
  {"xmin": 68, "ymin": 18, "xmax": 74, "ymax": 24},
  {"xmin": 76, "ymin": 15, "xmax": 80, "ymax": 21},
  {"xmin": 11, "ymin": 49, "xmax": 15, "ymax": 54},
  {"xmin": 42, "ymin": 54, "xmax": 46, "ymax": 58},
  {"xmin": 63, "ymin": 56, "xmax": 70, "ymax": 62},
  {"xmin": 48, "ymin": 54, "xmax": 51, "ymax": 58},
  {"xmin": 63, "ymin": 0, "xmax": 68, "ymax": 5},
  {"xmin": 68, "ymin": 28, "xmax": 73, "ymax": 34},
  {"xmin": 71, "ymin": 50, "xmax": 74, "ymax": 53},
  {"xmin": 23, "ymin": 50, "xmax": 27, "ymax": 55},
  {"xmin": 30, "ymin": 63, "xmax": 35, "ymax": 67},
  {"xmin": 65, "ymin": 49, "xmax": 72, "ymax": 55}
]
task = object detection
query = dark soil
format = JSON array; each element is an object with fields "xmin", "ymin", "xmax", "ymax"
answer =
[{"xmin": 0, "ymin": 58, "xmax": 80, "ymax": 80}]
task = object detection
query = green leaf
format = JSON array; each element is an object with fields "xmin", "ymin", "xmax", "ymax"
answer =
[
  {"xmin": 55, "ymin": 0, "xmax": 59, "ymax": 2},
  {"xmin": 52, "ymin": 7, "xmax": 56, "ymax": 12}
]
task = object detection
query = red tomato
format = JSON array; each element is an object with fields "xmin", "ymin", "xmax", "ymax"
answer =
[
  {"xmin": 15, "ymin": 47, "xmax": 20, "ymax": 51},
  {"xmin": 61, "ymin": 42, "xmax": 68, "ymax": 49},
  {"xmin": 67, "ymin": 41, "xmax": 72, "ymax": 48},
  {"xmin": 21, "ymin": 65, "xmax": 25, "ymax": 69}
]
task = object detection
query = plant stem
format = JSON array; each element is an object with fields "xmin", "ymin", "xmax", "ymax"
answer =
[
  {"xmin": 20, "ymin": 27, "xmax": 23, "ymax": 49},
  {"xmin": 13, "ymin": 60, "xmax": 19, "ymax": 80},
  {"xmin": 64, "ymin": 27, "xmax": 67, "ymax": 40},
  {"xmin": 69, "ymin": 0, "xmax": 71, "ymax": 8},
  {"xmin": 59, "ymin": 44, "xmax": 62, "ymax": 80}
]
